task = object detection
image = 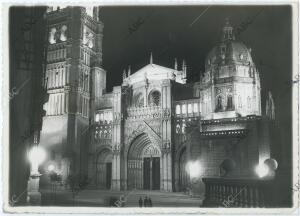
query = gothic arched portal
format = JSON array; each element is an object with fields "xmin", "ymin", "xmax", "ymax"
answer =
[
  {"xmin": 96, "ymin": 148, "xmax": 112, "ymax": 189},
  {"xmin": 127, "ymin": 133, "xmax": 161, "ymax": 190}
]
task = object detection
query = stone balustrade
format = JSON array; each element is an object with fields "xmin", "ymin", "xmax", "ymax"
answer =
[{"xmin": 202, "ymin": 177, "xmax": 277, "ymax": 207}]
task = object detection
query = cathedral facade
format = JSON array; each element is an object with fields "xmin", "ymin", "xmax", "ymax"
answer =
[{"xmin": 39, "ymin": 7, "xmax": 276, "ymax": 195}]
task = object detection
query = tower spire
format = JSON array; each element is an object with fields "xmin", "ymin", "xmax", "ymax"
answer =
[
  {"xmin": 93, "ymin": 7, "xmax": 100, "ymax": 21},
  {"xmin": 123, "ymin": 69, "xmax": 126, "ymax": 80},
  {"xmin": 182, "ymin": 59, "xmax": 187, "ymax": 78},
  {"xmin": 174, "ymin": 58, "xmax": 178, "ymax": 70},
  {"xmin": 150, "ymin": 52, "xmax": 153, "ymax": 64},
  {"xmin": 127, "ymin": 65, "xmax": 131, "ymax": 77}
]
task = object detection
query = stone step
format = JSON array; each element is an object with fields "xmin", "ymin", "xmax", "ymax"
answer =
[{"xmin": 41, "ymin": 189, "xmax": 203, "ymax": 207}]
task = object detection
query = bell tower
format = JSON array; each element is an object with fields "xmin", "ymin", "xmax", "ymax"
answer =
[{"xmin": 40, "ymin": 6, "xmax": 106, "ymax": 183}]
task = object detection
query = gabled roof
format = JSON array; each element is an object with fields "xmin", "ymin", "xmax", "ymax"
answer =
[{"xmin": 123, "ymin": 63, "xmax": 185, "ymax": 85}]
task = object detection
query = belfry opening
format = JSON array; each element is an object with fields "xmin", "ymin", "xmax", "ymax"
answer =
[{"xmin": 127, "ymin": 133, "xmax": 161, "ymax": 190}]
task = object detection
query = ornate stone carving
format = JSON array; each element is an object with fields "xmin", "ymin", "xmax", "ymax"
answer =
[
  {"xmin": 162, "ymin": 140, "xmax": 171, "ymax": 153},
  {"xmin": 162, "ymin": 108, "xmax": 171, "ymax": 118},
  {"xmin": 112, "ymin": 143, "xmax": 121, "ymax": 154},
  {"xmin": 126, "ymin": 106, "xmax": 162, "ymax": 120}
]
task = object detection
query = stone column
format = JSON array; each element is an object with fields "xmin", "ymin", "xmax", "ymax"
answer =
[
  {"xmin": 111, "ymin": 86, "xmax": 123, "ymax": 190},
  {"xmin": 111, "ymin": 146, "xmax": 121, "ymax": 190},
  {"xmin": 160, "ymin": 80, "xmax": 173, "ymax": 192},
  {"xmin": 27, "ymin": 174, "xmax": 42, "ymax": 205}
]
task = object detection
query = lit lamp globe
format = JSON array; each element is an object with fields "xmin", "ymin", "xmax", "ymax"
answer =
[
  {"xmin": 264, "ymin": 158, "xmax": 278, "ymax": 171},
  {"xmin": 255, "ymin": 158, "xmax": 278, "ymax": 179},
  {"xmin": 28, "ymin": 146, "xmax": 46, "ymax": 176},
  {"xmin": 255, "ymin": 163, "xmax": 269, "ymax": 178},
  {"xmin": 186, "ymin": 160, "xmax": 202, "ymax": 179},
  {"xmin": 47, "ymin": 164, "xmax": 55, "ymax": 172},
  {"xmin": 264, "ymin": 158, "xmax": 278, "ymax": 178}
]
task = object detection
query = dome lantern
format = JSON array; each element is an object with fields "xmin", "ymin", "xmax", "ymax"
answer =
[{"xmin": 221, "ymin": 18, "xmax": 235, "ymax": 42}]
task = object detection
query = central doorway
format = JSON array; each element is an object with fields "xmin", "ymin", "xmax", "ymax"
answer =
[
  {"xmin": 143, "ymin": 157, "xmax": 160, "ymax": 190},
  {"xmin": 127, "ymin": 133, "xmax": 161, "ymax": 190}
]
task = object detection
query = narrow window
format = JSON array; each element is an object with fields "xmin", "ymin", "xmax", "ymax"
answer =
[
  {"xmin": 226, "ymin": 95, "xmax": 233, "ymax": 110},
  {"xmin": 188, "ymin": 104, "xmax": 193, "ymax": 114},
  {"xmin": 216, "ymin": 95, "xmax": 223, "ymax": 112},
  {"xmin": 182, "ymin": 104, "xmax": 187, "ymax": 114},
  {"xmin": 193, "ymin": 103, "xmax": 198, "ymax": 113},
  {"xmin": 176, "ymin": 105, "xmax": 181, "ymax": 115}
]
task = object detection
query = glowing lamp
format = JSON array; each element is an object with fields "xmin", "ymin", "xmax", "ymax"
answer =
[
  {"xmin": 47, "ymin": 164, "xmax": 55, "ymax": 172},
  {"xmin": 255, "ymin": 163, "xmax": 269, "ymax": 178},
  {"xmin": 264, "ymin": 158, "xmax": 278, "ymax": 171},
  {"xmin": 28, "ymin": 146, "xmax": 46, "ymax": 175},
  {"xmin": 186, "ymin": 160, "xmax": 202, "ymax": 178}
]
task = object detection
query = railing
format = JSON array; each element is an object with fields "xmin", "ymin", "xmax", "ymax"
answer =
[
  {"xmin": 202, "ymin": 177, "xmax": 277, "ymax": 207},
  {"xmin": 201, "ymin": 115, "xmax": 261, "ymax": 125}
]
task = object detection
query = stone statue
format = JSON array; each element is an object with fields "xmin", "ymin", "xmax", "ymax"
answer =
[{"xmin": 266, "ymin": 91, "xmax": 275, "ymax": 120}]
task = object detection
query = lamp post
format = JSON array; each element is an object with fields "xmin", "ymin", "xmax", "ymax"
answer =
[{"xmin": 27, "ymin": 145, "xmax": 46, "ymax": 205}]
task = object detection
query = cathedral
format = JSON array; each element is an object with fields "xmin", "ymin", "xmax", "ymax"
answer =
[{"xmin": 39, "ymin": 6, "xmax": 278, "ymax": 196}]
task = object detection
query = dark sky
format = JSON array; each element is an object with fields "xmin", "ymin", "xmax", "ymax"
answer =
[
  {"xmin": 10, "ymin": 5, "xmax": 293, "ymax": 156},
  {"xmin": 100, "ymin": 5, "xmax": 292, "ymax": 150},
  {"xmin": 100, "ymin": 5, "xmax": 292, "ymax": 92}
]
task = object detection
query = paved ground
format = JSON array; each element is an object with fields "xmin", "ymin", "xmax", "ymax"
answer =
[{"xmin": 40, "ymin": 188, "xmax": 203, "ymax": 207}]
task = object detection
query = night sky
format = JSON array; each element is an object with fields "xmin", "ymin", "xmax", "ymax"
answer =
[
  {"xmin": 10, "ymin": 4, "xmax": 293, "ymax": 160},
  {"xmin": 100, "ymin": 5, "xmax": 292, "ymax": 151}
]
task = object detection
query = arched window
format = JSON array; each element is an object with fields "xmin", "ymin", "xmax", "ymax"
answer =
[
  {"xmin": 176, "ymin": 124, "xmax": 181, "ymax": 134},
  {"xmin": 95, "ymin": 113, "xmax": 100, "ymax": 122},
  {"xmin": 226, "ymin": 95, "xmax": 233, "ymax": 110},
  {"xmin": 182, "ymin": 122, "xmax": 186, "ymax": 134},
  {"xmin": 148, "ymin": 90, "xmax": 161, "ymax": 106},
  {"xmin": 216, "ymin": 95, "xmax": 223, "ymax": 112},
  {"xmin": 182, "ymin": 104, "xmax": 187, "ymax": 114},
  {"xmin": 49, "ymin": 27, "xmax": 57, "ymax": 44},
  {"xmin": 176, "ymin": 105, "xmax": 181, "ymax": 115},
  {"xmin": 193, "ymin": 103, "xmax": 198, "ymax": 113},
  {"xmin": 133, "ymin": 92, "xmax": 144, "ymax": 107},
  {"xmin": 188, "ymin": 104, "xmax": 193, "ymax": 114}
]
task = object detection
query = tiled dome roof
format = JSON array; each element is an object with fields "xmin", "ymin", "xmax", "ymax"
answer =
[{"xmin": 205, "ymin": 19, "xmax": 254, "ymax": 70}]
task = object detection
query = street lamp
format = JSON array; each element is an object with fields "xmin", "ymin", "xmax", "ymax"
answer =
[
  {"xmin": 185, "ymin": 160, "xmax": 203, "ymax": 196},
  {"xmin": 27, "ymin": 145, "xmax": 46, "ymax": 205},
  {"xmin": 255, "ymin": 158, "xmax": 278, "ymax": 179},
  {"xmin": 47, "ymin": 164, "xmax": 55, "ymax": 172},
  {"xmin": 186, "ymin": 160, "xmax": 202, "ymax": 179},
  {"xmin": 255, "ymin": 163, "xmax": 269, "ymax": 178}
]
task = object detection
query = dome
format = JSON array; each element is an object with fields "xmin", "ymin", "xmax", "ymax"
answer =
[{"xmin": 205, "ymin": 20, "xmax": 254, "ymax": 70}]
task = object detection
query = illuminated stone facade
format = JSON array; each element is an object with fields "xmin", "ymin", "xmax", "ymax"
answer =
[
  {"xmin": 39, "ymin": 7, "xmax": 275, "ymax": 195},
  {"xmin": 39, "ymin": 6, "xmax": 105, "ymax": 185}
]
